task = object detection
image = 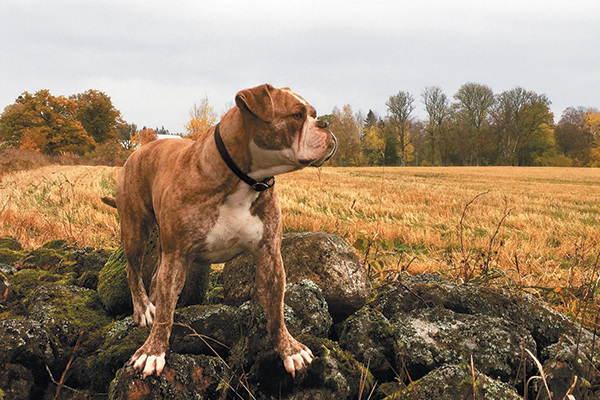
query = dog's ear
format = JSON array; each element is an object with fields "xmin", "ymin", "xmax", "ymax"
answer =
[{"xmin": 235, "ymin": 84, "xmax": 275, "ymax": 122}]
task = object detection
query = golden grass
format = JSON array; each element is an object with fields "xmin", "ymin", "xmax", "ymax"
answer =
[
  {"xmin": 277, "ymin": 166, "xmax": 600, "ymax": 293},
  {"xmin": 2, "ymin": 164, "xmax": 600, "ymax": 309},
  {"xmin": 0, "ymin": 165, "xmax": 120, "ymax": 248}
]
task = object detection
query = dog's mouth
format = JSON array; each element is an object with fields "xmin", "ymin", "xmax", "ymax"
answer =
[{"xmin": 299, "ymin": 134, "xmax": 337, "ymax": 167}]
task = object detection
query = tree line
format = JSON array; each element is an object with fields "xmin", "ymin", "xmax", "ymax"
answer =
[
  {"xmin": 1, "ymin": 85, "xmax": 599, "ymax": 167},
  {"xmin": 326, "ymin": 83, "xmax": 600, "ymax": 167}
]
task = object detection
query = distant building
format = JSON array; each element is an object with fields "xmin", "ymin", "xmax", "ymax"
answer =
[{"xmin": 157, "ymin": 134, "xmax": 183, "ymax": 140}]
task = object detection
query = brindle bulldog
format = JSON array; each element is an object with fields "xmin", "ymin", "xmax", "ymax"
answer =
[{"xmin": 102, "ymin": 84, "xmax": 337, "ymax": 378}]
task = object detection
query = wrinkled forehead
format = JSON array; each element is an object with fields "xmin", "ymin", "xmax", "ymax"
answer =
[{"xmin": 275, "ymin": 87, "xmax": 317, "ymax": 117}]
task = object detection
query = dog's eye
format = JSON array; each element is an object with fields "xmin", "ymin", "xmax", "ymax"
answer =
[{"xmin": 291, "ymin": 112, "xmax": 303, "ymax": 120}]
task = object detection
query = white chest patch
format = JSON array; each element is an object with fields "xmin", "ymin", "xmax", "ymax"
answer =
[{"xmin": 204, "ymin": 185, "xmax": 264, "ymax": 263}]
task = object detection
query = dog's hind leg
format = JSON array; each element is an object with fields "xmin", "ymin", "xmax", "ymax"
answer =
[{"xmin": 121, "ymin": 213, "xmax": 156, "ymax": 327}]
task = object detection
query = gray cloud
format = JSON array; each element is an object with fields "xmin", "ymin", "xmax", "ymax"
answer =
[{"xmin": 1, "ymin": 0, "xmax": 598, "ymax": 132}]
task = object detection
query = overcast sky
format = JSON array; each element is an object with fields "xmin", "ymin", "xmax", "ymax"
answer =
[{"xmin": 1, "ymin": 0, "xmax": 598, "ymax": 133}]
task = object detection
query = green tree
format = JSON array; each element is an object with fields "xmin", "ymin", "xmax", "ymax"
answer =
[
  {"xmin": 364, "ymin": 109, "xmax": 380, "ymax": 129},
  {"xmin": 329, "ymin": 105, "xmax": 361, "ymax": 166},
  {"xmin": 422, "ymin": 86, "xmax": 450, "ymax": 165},
  {"xmin": 386, "ymin": 91, "xmax": 415, "ymax": 166},
  {"xmin": 0, "ymin": 90, "xmax": 95, "ymax": 155},
  {"xmin": 117, "ymin": 122, "xmax": 138, "ymax": 150},
  {"xmin": 555, "ymin": 107, "xmax": 597, "ymax": 166},
  {"xmin": 361, "ymin": 123, "xmax": 386, "ymax": 166},
  {"xmin": 71, "ymin": 90, "xmax": 123, "ymax": 144},
  {"xmin": 453, "ymin": 83, "xmax": 495, "ymax": 165},
  {"xmin": 491, "ymin": 87, "xmax": 551, "ymax": 165}
]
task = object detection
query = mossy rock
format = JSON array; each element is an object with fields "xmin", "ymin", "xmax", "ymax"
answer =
[
  {"xmin": 0, "ymin": 237, "xmax": 22, "ymax": 251},
  {"xmin": 0, "ymin": 363, "xmax": 35, "ymax": 400},
  {"xmin": 381, "ymin": 363, "xmax": 522, "ymax": 400},
  {"xmin": 108, "ymin": 353, "xmax": 227, "ymax": 400},
  {"xmin": 98, "ymin": 248, "xmax": 133, "ymax": 316},
  {"xmin": 41, "ymin": 239, "xmax": 70, "ymax": 250},
  {"xmin": 171, "ymin": 304, "xmax": 237, "ymax": 357},
  {"xmin": 0, "ymin": 319, "xmax": 59, "ymax": 399},
  {"xmin": 337, "ymin": 306, "xmax": 397, "ymax": 381},
  {"xmin": 79, "ymin": 317, "xmax": 150, "ymax": 391},
  {"xmin": 98, "ymin": 245, "xmax": 211, "ymax": 317},
  {"xmin": 22, "ymin": 246, "xmax": 76, "ymax": 272},
  {"xmin": 6, "ymin": 268, "xmax": 51, "ymax": 301},
  {"xmin": 0, "ymin": 248, "xmax": 26, "ymax": 266},
  {"xmin": 74, "ymin": 247, "xmax": 114, "ymax": 274},
  {"xmin": 26, "ymin": 282, "xmax": 112, "ymax": 348},
  {"xmin": 234, "ymin": 334, "xmax": 375, "ymax": 399}
]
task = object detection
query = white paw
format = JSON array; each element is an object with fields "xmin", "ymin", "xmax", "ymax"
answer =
[
  {"xmin": 131, "ymin": 352, "xmax": 166, "ymax": 379},
  {"xmin": 283, "ymin": 348, "xmax": 314, "ymax": 378},
  {"xmin": 139, "ymin": 303, "xmax": 156, "ymax": 327}
]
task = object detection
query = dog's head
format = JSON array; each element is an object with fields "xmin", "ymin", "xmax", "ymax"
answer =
[{"xmin": 235, "ymin": 84, "xmax": 337, "ymax": 177}]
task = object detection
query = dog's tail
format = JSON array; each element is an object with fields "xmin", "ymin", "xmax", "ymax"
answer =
[{"xmin": 101, "ymin": 196, "xmax": 117, "ymax": 208}]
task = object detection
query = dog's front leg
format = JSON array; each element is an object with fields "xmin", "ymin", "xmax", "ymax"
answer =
[
  {"xmin": 254, "ymin": 240, "xmax": 314, "ymax": 377},
  {"xmin": 129, "ymin": 254, "xmax": 186, "ymax": 378}
]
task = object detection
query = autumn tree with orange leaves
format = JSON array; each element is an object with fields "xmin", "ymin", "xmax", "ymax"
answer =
[{"xmin": 184, "ymin": 96, "xmax": 217, "ymax": 140}]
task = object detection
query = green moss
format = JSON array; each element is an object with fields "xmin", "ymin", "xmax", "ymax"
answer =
[
  {"xmin": 0, "ymin": 237, "xmax": 22, "ymax": 251},
  {"xmin": 26, "ymin": 284, "xmax": 112, "ymax": 347},
  {"xmin": 22, "ymin": 247, "xmax": 76, "ymax": 272},
  {"xmin": 297, "ymin": 335, "xmax": 375, "ymax": 395},
  {"xmin": 83, "ymin": 320, "xmax": 149, "ymax": 391},
  {"xmin": 41, "ymin": 239, "xmax": 69, "ymax": 250},
  {"xmin": 97, "ymin": 247, "xmax": 132, "ymax": 316},
  {"xmin": 7, "ymin": 269, "xmax": 49, "ymax": 299},
  {"xmin": 0, "ymin": 248, "xmax": 25, "ymax": 266}
]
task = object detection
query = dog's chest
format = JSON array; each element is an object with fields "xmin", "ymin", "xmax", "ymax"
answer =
[{"xmin": 204, "ymin": 188, "xmax": 263, "ymax": 263}]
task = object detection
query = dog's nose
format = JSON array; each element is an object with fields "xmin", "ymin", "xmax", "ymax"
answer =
[{"xmin": 316, "ymin": 119, "xmax": 328, "ymax": 129}]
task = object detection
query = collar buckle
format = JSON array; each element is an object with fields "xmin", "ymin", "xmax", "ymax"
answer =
[{"xmin": 251, "ymin": 177, "xmax": 275, "ymax": 192}]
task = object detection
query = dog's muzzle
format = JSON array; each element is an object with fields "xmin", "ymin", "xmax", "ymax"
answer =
[{"xmin": 310, "ymin": 132, "xmax": 337, "ymax": 167}]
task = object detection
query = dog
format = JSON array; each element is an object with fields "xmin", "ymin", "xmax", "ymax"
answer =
[{"xmin": 102, "ymin": 84, "xmax": 337, "ymax": 379}]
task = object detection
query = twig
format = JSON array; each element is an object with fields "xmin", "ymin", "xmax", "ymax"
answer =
[
  {"xmin": 483, "ymin": 208, "xmax": 511, "ymax": 280},
  {"xmin": 459, "ymin": 190, "xmax": 490, "ymax": 254},
  {"xmin": 50, "ymin": 330, "xmax": 84, "ymax": 399},
  {"xmin": 470, "ymin": 355, "xmax": 477, "ymax": 398},
  {"xmin": 524, "ymin": 348, "xmax": 552, "ymax": 400}
]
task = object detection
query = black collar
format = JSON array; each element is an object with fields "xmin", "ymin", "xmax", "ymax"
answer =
[{"xmin": 214, "ymin": 123, "xmax": 275, "ymax": 192}]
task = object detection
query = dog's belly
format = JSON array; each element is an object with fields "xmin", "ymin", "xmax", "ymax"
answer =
[{"xmin": 203, "ymin": 189, "xmax": 263, "ymax": 264}]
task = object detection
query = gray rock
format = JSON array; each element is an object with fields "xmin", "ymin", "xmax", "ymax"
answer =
[
  {"xmin": 391, "ymin": 306, "xmax": 536, "ymax": 385},
  {"xmin": 26, "ymin": 282, "xmax": 112, "ymax": 348},
  {"xmin": 171, "ymin": 304, "xmax": 237, "ymax": 357},
  {"xmin": 0, "ymin": 263, "xmax": 16, "ymax": 275},
  {"xmin": 337, "ymin": 307, "xmax": 396, "ymax": 381},
  {"xmin": 0, "ymin": 319, "xmax": 58, "ymax": 399},
  {"xmin": 108, "ymin": 353, "xmax": 227, "ymax": 400},
  {"xmin": 223, "ymin": 231, "xmax": 371, "ymax": 321},
  {"xmin": 374, "ymin": 273, "xmax": 589, "ymax": 349},
  {"xmin": 378, "ymin": 363, "xmax": 522, "ymax": 400},
  {"xmin": 539, "ymin": 340, "xmax": 599, "ymax": 399}
]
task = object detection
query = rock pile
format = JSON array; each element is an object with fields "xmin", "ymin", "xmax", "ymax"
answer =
[{"xmin": 0, "ymin": 233, "xmax": 598, "ymax": 399}]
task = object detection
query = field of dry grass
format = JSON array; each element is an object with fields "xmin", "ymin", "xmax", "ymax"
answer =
[
  {"xmin": 0, "ymin": 165, "xmax": 120, "ymax": 248},
  {"xmin": 2, "ymin": 164, "xmax": 600, "ymax": 323},
  {"xmin": 279, "ymin": 167, "xmax": 600, "ymax": 282}
]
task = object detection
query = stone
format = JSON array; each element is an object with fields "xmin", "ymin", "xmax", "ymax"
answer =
[
  {"xmin": 0, "ymin": 236, "xmax": 22, "ymax": 251},
  {"xmin": 337, "ymin": 307, "xmax": 397, "ymax": 381},
  {"xmin": 98, "ymin": 241, "xmax": 210, "ymax": 317},
  {"xmin": 26, "ymin": 282, "xmax": 112, "ymax": 348},
  {"xmin": 0, "ymin": 319, "xmax": 58, "ymax": 398},
  {"xmin": 378, "ymin": 364, "xmax": 522, "ymax": 400},
  {"xmin": 108, "ymin": 353, "xmax": 227, "ymax": 400},
  {"xmin": 223, "ymin": 232, "xmax": 371, "ymax": 321}
]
